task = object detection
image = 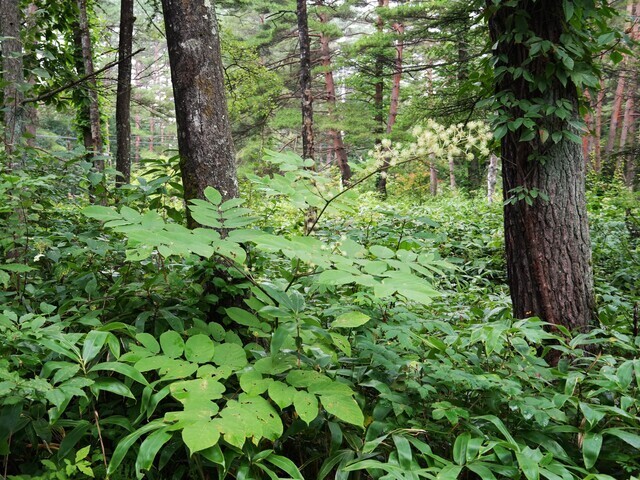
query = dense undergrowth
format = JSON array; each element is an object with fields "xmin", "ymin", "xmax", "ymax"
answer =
[{"xmin": 1, "ymin": 151, "xmax": 639, "ymax": 480}]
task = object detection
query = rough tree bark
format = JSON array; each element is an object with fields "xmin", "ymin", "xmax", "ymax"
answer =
[
  {"xmin": 488, "ymin": 0, "xmax": 596, "ymax": 331},
  {"xmin": 1, "ymin": 0, "xmax": 25, "ymax": 168},
  {"xmin": 76, "ymin": 0, "xmax": 104, "ymax": 173},
  {"xmin": 115, "ymin": 0, "xmax": 135, "ymax": 187},
  {"xmin": 297, "ymin": 0, "xmax": 314, "ymax": 161},
  {"xmin": 374, "ymin": 0, "xmax": 390, "ymax": 196},
  {"xmin": 161, "ymin": 0, "xmax": 239, "ymax": 229},
  {"xmin": 318, "ymin": 10, "xmax": 351, "ymax": 184}
]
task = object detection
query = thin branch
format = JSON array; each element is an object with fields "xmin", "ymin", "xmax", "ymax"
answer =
[{"xmin": 23, "ymin": 48, "xmax": 145, "ymax": 105}]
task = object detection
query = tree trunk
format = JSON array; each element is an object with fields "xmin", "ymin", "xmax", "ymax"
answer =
[
  {"xmin": 448, "ymin": 156, "xmax": 456, "ymax": 190},
  {"xmin": 115, "ymin": 0, "xmax": 135, "ymax": 187},
  {"xmin": 593, "ymin": 87, "xmax": 604, "ymax": 172},
  {"xmin": 374, "ymin": 0, "xmax": 389, "ymax": 196},
  {"xmin": 318, "ymin": 11, "xmax": 351, "ymax": 185},
  {"xmin": 76, "ymin": 0, "xmax": 104, "ymax": 171},
  {"xmin": 487, "ymin": 153, "xmax": 498, "ymax": 204},
  {"xmin": 161, "ymin": 0, "xmax": 239, "ymax": 229},
  {"xmin": 386, "ymin": 22, "xmax": 403, "ymax": 134},
  {"xmin": 488, "ymin": 0, "xmax": 596, "ymax": 331},
  {"xmin": 297, "ymin": 0, "xmax": 314, "ymax": 161},
  {"xmin": 429, "ymin": 156, "xmax": 438, "ymax": 196},
  {"xmin": 582, "ymin": 89, "xmax": 593, "ymax": 168},
  {"xmin": 619, "ymin": 2, "xmax": 639, "ymax": 187},
  {"xmin": 1, "ymin": 0, "xmax": 25, "ymax": 168}
]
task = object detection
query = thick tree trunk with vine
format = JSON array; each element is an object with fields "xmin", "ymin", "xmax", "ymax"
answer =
[
  {"xmin": 1, "ymin": 0, "xmax": 25, "ymax": 169},
  {"xmin": 318, "ymin": 13, "xmax": 351, "ymax": 185},
  {"xmin": 115, "ymin": 0, "xmax": 135, "ymax": 187},
  {"xmin": 162, "ymin": 0, "xmax": 239, "ymax": 229},
  {"xmin": 489, "ymin": 0, "xmax": 595, "ymax": 332}
]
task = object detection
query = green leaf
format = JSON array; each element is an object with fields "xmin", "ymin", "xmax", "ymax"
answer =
[
  {"xmin": 82, "ymin": 206, "xmax": 121, "ymax": 222},
  {"xmin": 212, "ymin": 343, "xmax": 247, "ymax": 370},
  {"xmin": 264, "ymin": 454, "xmax": 304, "ymax": 480},
  {"xmin": 0, "ymin": 263, "xmax": 34, "ymax": 272},
  {"xmin": 582, "ymin": 432, "xmax": 602, "ymax": 470},
  {"xmin": 135, "ymin": 428, "xmax": 172, "ymax": 478},
  {"xmin": 182, "ymin": 421, "xmax": 220, "ymax": 455},
  {"xmin": 226, "ymin": 307, "xmax": 263, "ymax": 329},
  {"xmin": 160, "ymin": 331, "xmax": 184, "ymax": 359},
  {"xmin": 321, "ymin": 395, "xmax": 364, "ymax": 427},
  {"xmin": 392, "ymin": 434, "xmax": 413, "ymax": 470},
  {"xmin": 293, "ymin": 390, "xmax": 318, "ymax": 425},
  {"xmin": 453, "ymin": 433, "xmax": 470, "ymax": 465},
  {"xmin": 369, "ymin": 245, "xmax": 395, "ymax": 259},
  {"xmin": 268, "ymin": 381, "xmax": 296, "ymax": 409},
  {"xmin": 437, "ymin": 464, "xmax": 463, "ymax": 480},
  {"xmin": 184, "ymin": 335, "xmax": 214, "ymax": 364},
  {"xmin": 203, "ymin": 187, "xmax": 223, "ymax": 205},
  {"xmin": 82, "ymin": 331, "xmax": 109, "ymax": 364},
  {"xmin": 329, "ymin": 332, "xmax": 351, "ymax": 356},
  {"xmin": 331, "ymin": 312, "xmax": 371, "ymax": 329},
  {"xmin": 90, "ymin": 362, "xmax": 149, "ymax": 386},
  {"xmin": 603, "ymin": 428, "xmax": 640, "ymax": 448},
  {"xmin": 136, "ymin": 333, "xmax": 160, "ymax": 354},
  {"xmin": 107, "ymin": 420, "xmax": 166, "ymax": 475}
]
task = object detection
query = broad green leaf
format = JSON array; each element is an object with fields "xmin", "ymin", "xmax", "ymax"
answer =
[
  {"xmin": 82, "ymin": 206, "xmax": 121, "ymax": 222},
  {"xmin": 331, "ymin": 312, "xmax": 371, "ymax": 329},
  {"xmin": 203, "ymin": 187, "xmax": 222, "ymax": 205},
  {"xmin": 160, "ymin": 331, "xmax": 184, "ymax": 359},
  {"xmin": 184, "ymin": 335, "xmax": 215, "ymax": 364},
  {"xmin": 268, "ymin": 381, "xmax": 296, "ymax": 409},
  {"xmin": 293, "ymin": 390, "xmax": 318, "ymax": 425},
  {"xmin": 321, "ymin": 395, "xmax": 364, "ymax": 427},
  {"xmin": 136, "ymin": 333, "xmax": 160, "ymax": 354},
  {"xmin": 369, "ymin": 245, "xmax": 395, "ymax": 259},
  {"xmin": 212, "ymin": 343, "xmax": 247, "ymax": 370},
  {"xmin": 182, "ymin": 421, "xmax": 220, "ymax": 455}
]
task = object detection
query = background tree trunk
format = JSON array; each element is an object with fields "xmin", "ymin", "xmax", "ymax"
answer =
[
  {"xmin": 487, "ymin": 153, "xmax": 498, "ymax": 204},
  {"xmin": 1, "ymin": 0, "xmax": 25, "ymax": 168},
  {"xmin": 318, "ymin": 11, "xmax": 351, "ymax": 185},
  {"xmin": 161, "ymin": 0, "xmax": 239, "ymax": 229},
  {"xmin": 115, "ymin": 0, "xmax": 135, "ymax": 187},
  {"xmin": 488, "ymin": 0, "xmax": 596, "ymax": 331},
  {"xmin": 76, "ymin": 0, "xmax": 104, "ymax": 172}
]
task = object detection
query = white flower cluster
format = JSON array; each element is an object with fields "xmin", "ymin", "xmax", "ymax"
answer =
[{"xmin": 369, "ymin": 120, "xmax": 492, "ymax": 167}]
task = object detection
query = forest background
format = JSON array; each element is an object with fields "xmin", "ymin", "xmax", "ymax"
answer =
[{"xmin": 0, "ymin": 0, "xmax": 639, "ymax": 479}]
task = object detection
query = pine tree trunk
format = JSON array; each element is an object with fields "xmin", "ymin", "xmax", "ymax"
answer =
[
  {"xmin": 297, "ymin": 0, "xmax": 314, "ymax": 161},
  {"xmin": 488, "ymin": 0, "xmax": 596, "ymax": 331},
  {"xmin": 386, "ymin": 22, "xmax": 403, "ymax": 134},
  {"xmin": 318, "ymin": 12, "xmax": 351, "ymax": 185},
  {"xmin": 115, "ymin": 0, "xmax": 135, "ymax": 187},
  {"xmin": 374, "ymin": 0, "xmax": 389, "ymax": 196},
  {"xmin": 1, "ymin": 0, "xmax": 25, "ymax": 168},
  {"xmin": 161, "ymin": 0, "xmax": 239, "ymax": 229}
]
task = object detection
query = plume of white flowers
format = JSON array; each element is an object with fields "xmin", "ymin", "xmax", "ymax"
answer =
[{"xmin": 369, "ymin": 120, "xmax": 492, "ymax": 168}]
